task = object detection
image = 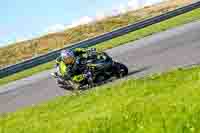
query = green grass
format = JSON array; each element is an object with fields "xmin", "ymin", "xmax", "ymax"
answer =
[
  {"xmin": 1, "ymin": 66, "xmax": 200, "ymax": 133},
  {"xmin": 1, "ymin": 8, "xmax": 200, "ymax": 86}
]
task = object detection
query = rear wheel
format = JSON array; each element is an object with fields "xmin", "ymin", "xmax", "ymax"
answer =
[{"xmin": 113, "ymin": 62, "xmax": 128, "ymax": 78}]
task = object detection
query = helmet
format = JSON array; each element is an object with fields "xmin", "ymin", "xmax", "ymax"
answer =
[{"xmin": 60, "ymin": 50, "xmax": 75, "ymax": 65}]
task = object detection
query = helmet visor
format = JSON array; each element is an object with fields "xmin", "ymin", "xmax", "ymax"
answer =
[{"xmin": 63, "ymin": 57, "xmax": 74, "ymax": 64}]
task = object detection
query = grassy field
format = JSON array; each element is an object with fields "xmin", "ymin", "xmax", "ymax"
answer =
[
  {"xmin": 0, "ymin": 0, "xmax": 191, "ymax": 68},
  {"xmin": 1, "ymin": 7, "xmax": 200, "ymax": 87},
  {"xmin": 1, "ymin": 65, "xmax": 200, "ymax": 133}
]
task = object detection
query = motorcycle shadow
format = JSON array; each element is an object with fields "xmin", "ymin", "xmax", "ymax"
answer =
[{"xmin": 126, "ymin": 66, "xmax": 150, "ymax": 77}]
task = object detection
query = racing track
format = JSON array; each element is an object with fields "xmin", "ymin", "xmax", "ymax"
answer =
[{"xmin": 0, "ymin": 20, "xmax": 200, "ymax": 114}]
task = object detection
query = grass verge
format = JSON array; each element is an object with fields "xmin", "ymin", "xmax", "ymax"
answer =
[
  {"xmin": 1, "ymin": 7, "xmax": 200, "ymax": 86},
  {"xmin": 1, "ymin": 66, "xmax": 200, "ymax": 132}
]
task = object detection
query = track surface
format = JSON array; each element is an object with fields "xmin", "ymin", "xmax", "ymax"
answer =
[{"xmin": 0, "ymin": 20, "xmax": 200, "ymax": 114}]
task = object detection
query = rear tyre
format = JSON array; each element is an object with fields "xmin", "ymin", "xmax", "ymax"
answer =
[{"xmin": 113, "ymin": 62, "xmax": 128, "ymax": 78}]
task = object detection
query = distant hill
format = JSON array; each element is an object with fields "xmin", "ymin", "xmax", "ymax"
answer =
[{"xmin": 0, "ymin": 0, "xmax": 192, "ymax": 68}]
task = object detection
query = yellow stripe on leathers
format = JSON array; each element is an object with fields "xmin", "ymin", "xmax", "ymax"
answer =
[
  {"xmin": 59, "ymin": 61, "xmax": 67, "ymax": 77},
  {"xmin": 59, "ymin": 61, "xmax": 84, "ymax": 82}
]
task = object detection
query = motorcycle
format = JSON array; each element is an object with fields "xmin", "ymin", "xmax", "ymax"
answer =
[{"xmin": 52, "ymin": 52, "xmax": 128, "ymax": 90}]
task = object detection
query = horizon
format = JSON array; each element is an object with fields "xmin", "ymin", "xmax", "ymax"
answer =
[{"xmin": 0, "ymin": 0, "xmax": 163, "ymax": 47}]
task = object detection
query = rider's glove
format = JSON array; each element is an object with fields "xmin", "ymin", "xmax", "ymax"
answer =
[{"xmin": 83, "ymin": 71, "xmax": 92, "ymax": 79}]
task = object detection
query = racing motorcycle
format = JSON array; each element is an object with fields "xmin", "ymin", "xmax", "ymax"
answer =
[{"xmin": 52, "ymin": 52, "xmax": 128, "ymax": 90}]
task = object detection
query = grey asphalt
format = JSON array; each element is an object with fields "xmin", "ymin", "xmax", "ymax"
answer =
[{"xmin": 0, "ymin": 20, "xmax": 200, "ymax": 114}]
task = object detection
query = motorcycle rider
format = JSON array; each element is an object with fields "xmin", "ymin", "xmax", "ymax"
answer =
[
  {"xmin": 73, "ymin": 47, "xmax": 98, "ymax": 61},
  {"xmin": 53, "ymin": 48, "xmax": 93, "ymax": 88},
  {"xmin": 55, "ymin": 48, "xmax": 97, "ymax": 66}
]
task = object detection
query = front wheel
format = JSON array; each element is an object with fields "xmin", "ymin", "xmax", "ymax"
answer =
[{"xmin": 113, "ymin": 62, "xmax": 128, "ymax": 78}]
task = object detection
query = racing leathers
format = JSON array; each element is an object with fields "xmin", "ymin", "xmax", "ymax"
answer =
[{"xmin": 55, "ymin": 48, "xmax": 95, "ymax": 82}]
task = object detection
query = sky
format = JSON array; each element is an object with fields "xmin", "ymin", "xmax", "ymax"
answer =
[{"xmin": 0, "ymin": 0, "xmax": 163, "ymax": 47}]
